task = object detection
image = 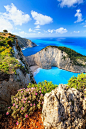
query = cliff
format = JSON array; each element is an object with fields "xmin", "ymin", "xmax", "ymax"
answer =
[
  {"xmin": 26, "ymin": 46, "xmax": 86, "ymax": 73},
  {"xmin": 42, "ymin": 84, "xmax": 86, "ymax": 129},
  {"xmin": 0, "ymin": 32, "xmax": 36, "ymax": 111},
  {"xmin": 15, "ymin": 35, "xmax": 37, "ymax": 49}
]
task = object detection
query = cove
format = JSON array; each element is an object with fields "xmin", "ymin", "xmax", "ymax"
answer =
[
  {"xmin": 34, "ymin": 67, "xmax": 80, "ymax": 85},
  {"xmin": 22, "ymin": 37, "xmax": 86, "ymax": 85}
]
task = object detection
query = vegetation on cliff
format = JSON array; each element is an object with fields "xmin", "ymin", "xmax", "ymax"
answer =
[
  {"xmin": 0, "ymin": 32, "xmax": 27, "ymax": 76},
  {"xmin": 6, "ymin": 75, "xmax": 86, "ymax": 124},
  {"xmin": 7, "ymin": 81, "xmax": 58, "ymax": 122},
  {"xmin": 67, "ymin": 73, "xmax": 86, "ymax": 91},
  {"xmin": 42, "ymin": 46, "xmax": 86, "ymax": 66}
]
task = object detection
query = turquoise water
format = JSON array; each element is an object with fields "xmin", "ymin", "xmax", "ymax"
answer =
[
  {"xmin": 34, "ymin": 67, "xmax": 80, "ymax": 85},
  {"xmin": 22, "ymin": 37, "xmax": 86, "ymax": 56},
  {"xmin": 22, "ymin": 37, "xmax": 86, "ymax": 85}
]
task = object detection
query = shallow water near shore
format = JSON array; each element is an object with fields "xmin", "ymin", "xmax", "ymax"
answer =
[
  {"xmin": 34, "ymin": 67, "xmax": 80, "ymax": 85},
  {"xmin": 22, "ymin": 37, "xmax": 86, "ymax": 85}
]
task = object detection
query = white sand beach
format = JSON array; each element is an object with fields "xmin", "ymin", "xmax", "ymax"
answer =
[{"xmin": 30, "ymin": 65, "xmax": 40, "ymax": 75}]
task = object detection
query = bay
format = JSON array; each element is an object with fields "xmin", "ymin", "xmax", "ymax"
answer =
[{"xmin": 22, "ymin": 37, "xmax": 86, "ymax": 85}]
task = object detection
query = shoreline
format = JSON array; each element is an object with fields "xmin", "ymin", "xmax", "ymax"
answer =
[{"xmin": 30, "ymin": 65, "xmax": 41, "ymax": 76}]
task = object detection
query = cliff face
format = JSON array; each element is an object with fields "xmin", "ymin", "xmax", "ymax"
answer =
[
  {"xmin": 15, "ymin": 35, "xmax": 37, "ymax": 48},
  {"xmin": 26, "ymin": 46, "xmax": 86, "ymax": 73},
  {"xmin": 0, "ymin": 34, "xmax": 36, "ymax": 110},
  {"xmin": 42, "ymin": 84, "xmax": 86, "ymax": 129}
]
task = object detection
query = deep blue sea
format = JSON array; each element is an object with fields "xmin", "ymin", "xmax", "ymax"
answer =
[{"xmin": 22, "ymin": 37, "xmax": 86, "ymax": 85}]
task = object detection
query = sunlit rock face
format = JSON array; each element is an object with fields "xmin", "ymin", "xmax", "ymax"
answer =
[
  {"xmin": 41, "ymin": 84, "xmax": 85, "ymax": 129},
  {"xmin": 26, "ymin": 47, "xmax": 86, "ymax": 73},
  {"xmin": 15, "ymin": 35, "xmax": 37, "ymax": 48}
]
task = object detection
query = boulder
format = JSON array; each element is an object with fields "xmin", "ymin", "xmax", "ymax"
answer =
[{"xmin": 41, "ymin": 84, "xmax": 85, "ymax": 129}]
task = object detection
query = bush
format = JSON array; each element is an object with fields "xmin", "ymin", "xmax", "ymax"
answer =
[
  {"xmin": 6, "ymin": 81, "xmax": 58, "ymax": 122},
  {"xmin": 7, "ymin": 87, "xmax": 44, "ymax": 121},
  {"xmin": 67, "ymin": 73, "xmax": 86, "ymax": 91},
  {"xmin": 3, "ymin": 30, "xmax": 8, "ymax": 33},
  {"xmin": 0, "ymin": 34, "xmax": 19, "ymax": 74},
  {"xmin": 27, "ymin": 80, "xmax": 58, "ymax": 95}
]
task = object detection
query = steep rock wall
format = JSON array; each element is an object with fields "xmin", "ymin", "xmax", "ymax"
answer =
[
  {"xmin": 15, "ymin": 35, "xmax": 37, "ymax": 48},
  {"xmin": 0, "ymin": 37, "xmax": 36, "ymax": 110}
]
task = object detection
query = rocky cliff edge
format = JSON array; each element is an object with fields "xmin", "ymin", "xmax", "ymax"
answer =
[{"xmin": 0, "ymin": 33, "xmax": 36, "ymax": 111}]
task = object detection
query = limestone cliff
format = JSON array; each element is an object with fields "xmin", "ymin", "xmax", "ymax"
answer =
[
  {"xmin": 42, "ymin": 84, "xmax": 86, "ymax": 129},
  {"xmin": 0, "ymin": 33, "xmax": 36, "ymax": 111},
  {"xmin": 26, "ymin": 46, "xmax": 86, "ymax": 73},
  {"xmin": 15, "ymin": 35, "xmax": 37, "ymax": 48}
]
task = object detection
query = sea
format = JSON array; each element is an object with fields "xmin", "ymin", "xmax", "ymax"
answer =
[{"xmin": 22, "ymin": 37, "xmax": 86, "ymax": 85}]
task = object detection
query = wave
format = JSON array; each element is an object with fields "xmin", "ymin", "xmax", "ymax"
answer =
[{"xmin": 34, "ymin": 68, "xmax": 41, "ymax": 76}]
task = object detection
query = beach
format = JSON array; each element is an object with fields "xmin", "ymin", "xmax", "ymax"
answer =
[{"xmin": 30, "ymin": 65, "xmax": 40, "ymax": 76}]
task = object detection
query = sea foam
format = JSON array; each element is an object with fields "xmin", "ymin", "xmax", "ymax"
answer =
[{"xmin": 34, "ymin": 68, "xmax": 41, "ymax": 76}]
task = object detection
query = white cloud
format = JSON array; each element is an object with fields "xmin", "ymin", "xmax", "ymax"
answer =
[
  {"xmin": 55, "ymin": 27, "xmax": 67, "ymax": 34},
  {"xmin": 35, "ymin": 28, "xmax": 40, "ymax": 30},
  {"xmin": 0, "ymin": 15, "xmax": 13, "ymax": 32},
  {"xmin": 19, "ymin": 31, "xmax": 25, "ymax": 35},
  {"xmin": 57, "ymin": 0, "xmax": 83, "ymax": 7},
  {"xmin": 83, "ymin": 25, "xmax": 86, "ymax": 27},
  {"xmin": 44, "ymin": 30, "xmax": 47, "ymax": 33},
  {"xmin": 18, "ymin": 31, "xmax": 42, "ymax": 37},
  {"xmin": 74, "ymin": 9, "xmax": 83, "ymax": 23},
  {"xmin": 35, "ymin": 25, "xmax": 40, "ymax": 28},
  {"xmin": 28, "ymin": 28, "xmax": 33, "ymax": 32},
  {"xmin": 48, "ymin": 29, "xmax": 54, "ymax": 33},
  {"xmin": 31, "ymin": 10, "xmax": 53, "ymax": 25},
  {"xmin": 74, "ymin": 31, "xmax": 80, "ymax": 33},
  {"xmin": 38, "ymin": 32, "xmax": 41, "ymax": 34},
  {"xmin": 28, "ymin": 28, "xmax": 36, "ymax": 32},
  {"xmin": 3, "ymin": 3, "xmax": 31, "ymax": 25},
  {"xmin": 19, "ymin": 31, "xmax": 36, "ymax": 37}
]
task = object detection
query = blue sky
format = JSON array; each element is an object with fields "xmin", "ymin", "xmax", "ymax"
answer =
[{"xmin": 0, "ymin": 0, "xmax": 86, "ymax": 37}]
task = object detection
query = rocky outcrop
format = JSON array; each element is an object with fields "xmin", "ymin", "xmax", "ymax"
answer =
[
  {"xmin": 26, "ymin": 46, "xmax": 86, "ymax": 73},
  {"xmin": 0, "ymin": 37, "xmax": 36, "ymax": 110},
  {"xmin": 41, "ymin": 84, "xmax": 85, "ymax": 129},
  {"xmin": 15, "ymin": 35, "xmax": 37, "ymax": 48}
]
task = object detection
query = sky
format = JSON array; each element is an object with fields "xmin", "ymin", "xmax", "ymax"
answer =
[{"xmin": 0, "ymin": 0, "xmax": 86, "ymax": 37}]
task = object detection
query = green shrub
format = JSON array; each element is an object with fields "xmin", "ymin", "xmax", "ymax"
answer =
[
  {"xmin": 3, "ymin": 30, "xmax": 8, "ymax": 33},
  {"xmin": 67, "ymin": 73, "xmax": 86, "ymax": 91},
  {"xmin": 0, "ymin": 34, "xmax": 19, "ymax": 74},
  {"xmin": 7, "ymin": 87, "xmax": 44, "ymax": 121},
  {"xmin": 27, "ymin": 80, "xmax": 58, "ymax": 95},
  {"xmin": 6, "ymin": 39, "xmax": 12, "ymax": 47},
  {"xmin": 6, "ymin": 81, "xmax": 58, "ymax": 122}
]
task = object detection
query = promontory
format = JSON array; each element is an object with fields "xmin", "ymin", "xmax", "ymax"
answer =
[{"xmin": 26, "ymin": 46, "xmax": 86, "ymax": 73}]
